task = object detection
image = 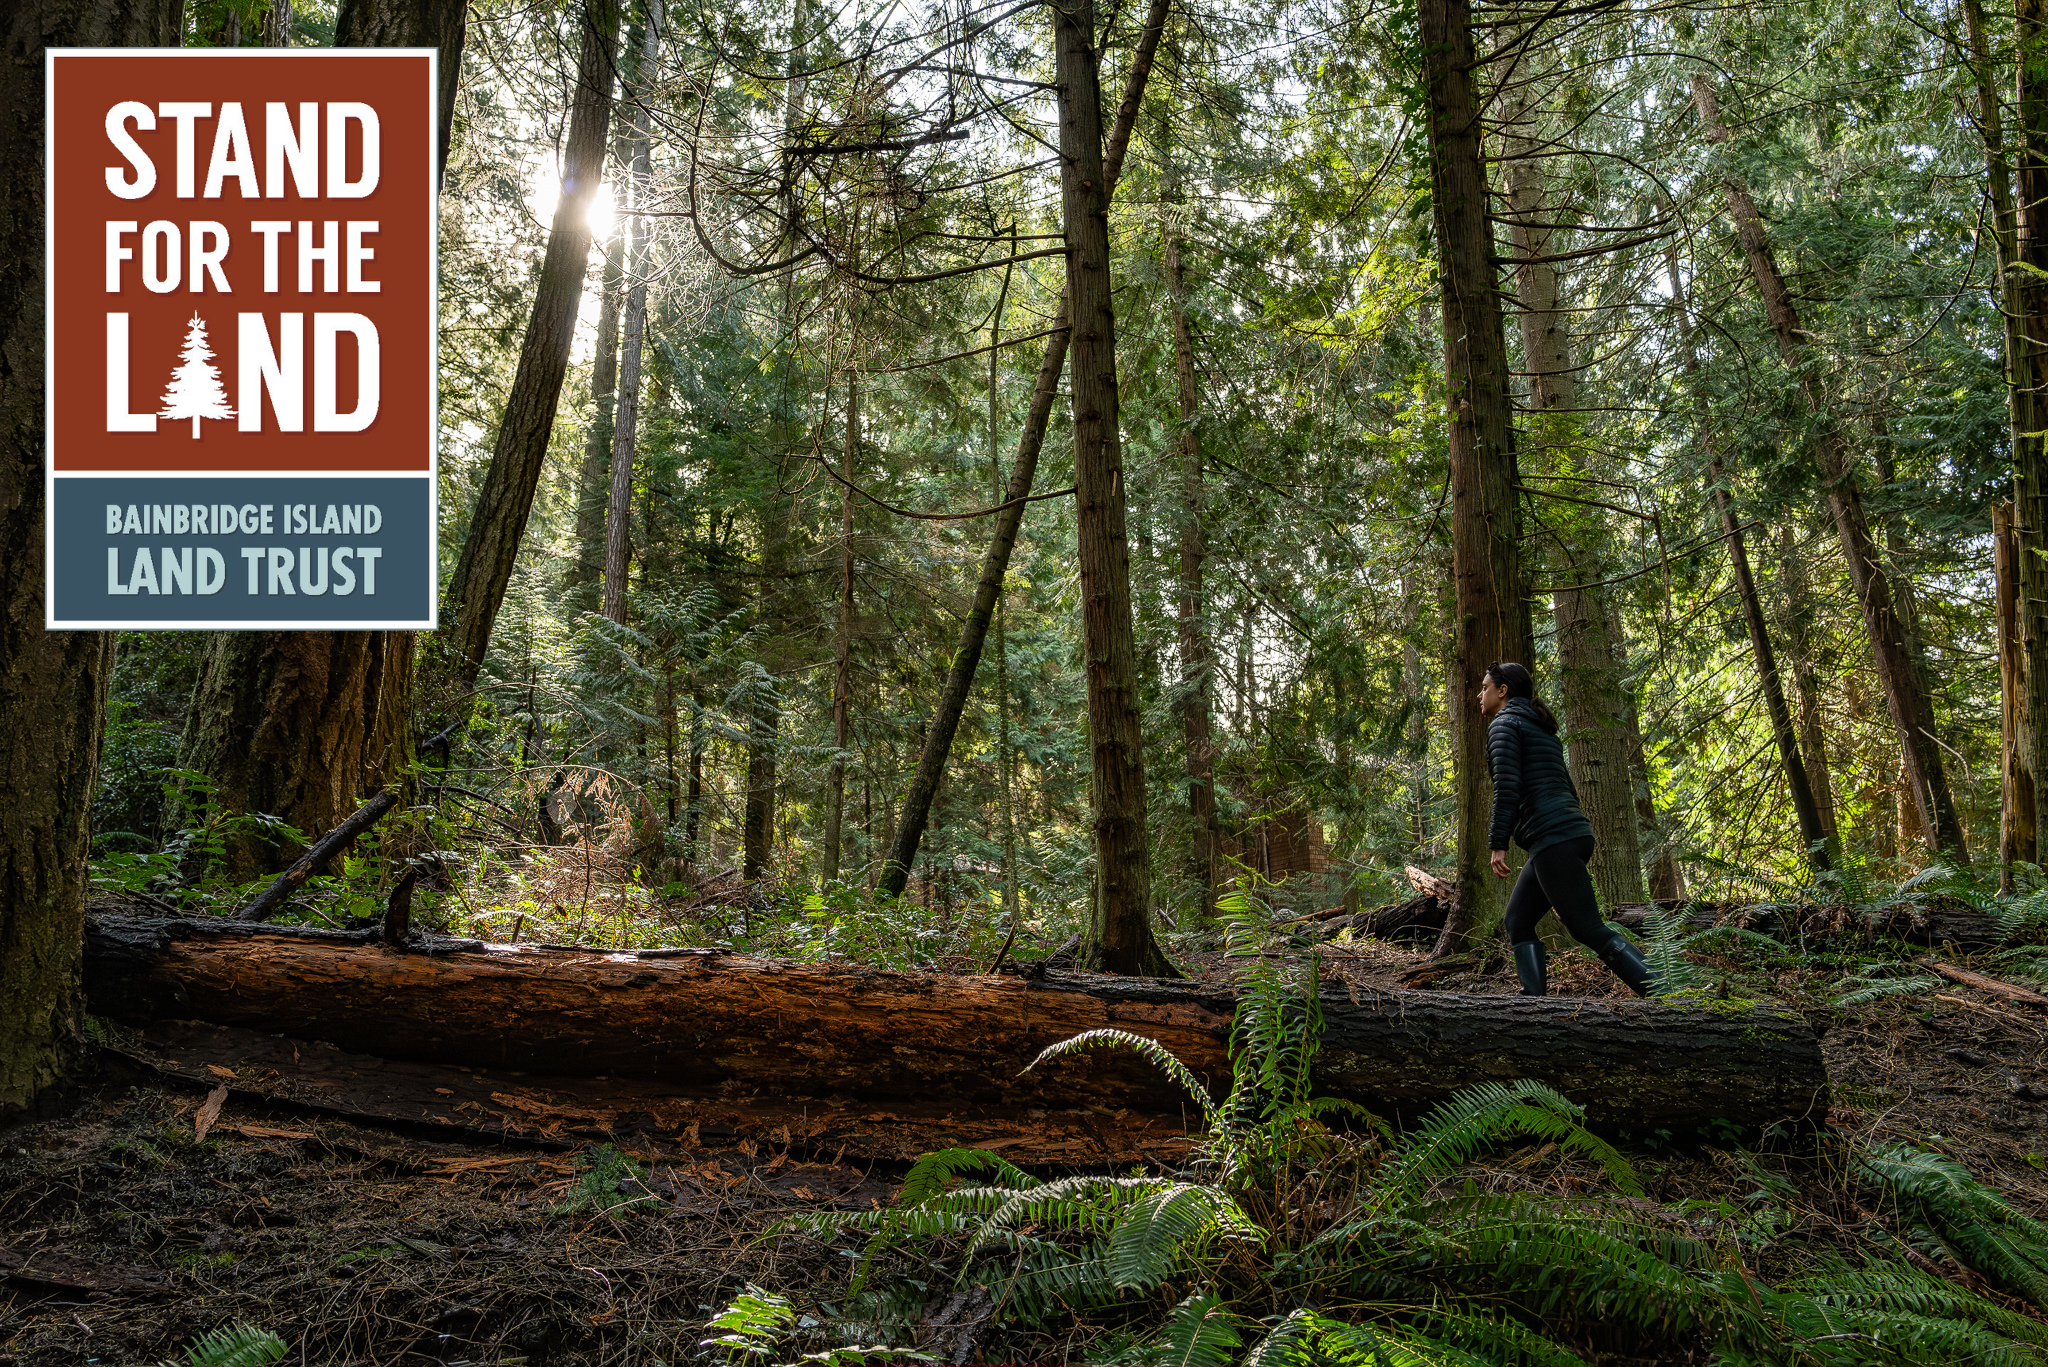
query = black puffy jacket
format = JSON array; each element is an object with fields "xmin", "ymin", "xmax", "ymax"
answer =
[{"xmin": 1487, "ymin": 698, "xmax": 1595, "ymax": 855}]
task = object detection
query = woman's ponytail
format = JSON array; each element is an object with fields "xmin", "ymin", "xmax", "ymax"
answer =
[{"xmin": 1484, "ymin": 661, "xmax": 1560, "ymax": 734}]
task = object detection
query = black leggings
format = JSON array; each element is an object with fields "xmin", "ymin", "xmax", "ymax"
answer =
[{"xmin": 1503, "ymin": 836, "xmax": 1607, "ymax": 947}]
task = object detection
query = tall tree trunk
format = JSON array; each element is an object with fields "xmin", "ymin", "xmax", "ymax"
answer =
[
  {"xmin": 178, "ymin": 0, "xmax": 471, "ymax": 874},
  {"xmin": 443, "ymin": 0, "xmax": 621, "ymax": 681},
  {"xmin": 990, "ymin": 268, "xmax": 1021, "ymax": 928},
  {"xmin": 336, "ymin": 0, "xmax": 470, "ymax": 182},
  {"xmin": 569, "ymin": 236, "xmax": 624, "ymax": 608},
  {"xmin": 1056, "ymin": 0, "xmax": 1169, "ymax": 976},
  {"xmin": 875, "ymin": 0, "xmax": 1170, "ymax": 911},
  {"xmin": 823, "ymin": 367, "xmax": 858, "ymax": 883},
  {"xmin": 0, "ymin": 0, "xmax": 180, "ymax": 1116},
  {"xmin": 1164, "ymin": 205, "xmax": 1220, "ymax": 920},
  {"xmin": 1420, "ymin": 0, "xmax": 1529, "ymax": 954},
  {"xmin": 1692, "ymin": 75, "xmax": 1967, "ymax": 863},
  {"xmin": 1775, "ymin": 524, "xmax": 1839, "ymax": 841},
  {"xmin": 1498, "ymin": 82, "xmax": 1645, "ymax": 908},
  {"xmin": 1999, "ymin": 503, "xmax": 2038, "ymax": 883},
  {"xmin": 1664, "ymin": 238, "xmax": 1833, "ymax": 867},
  {"xmin": 602, "ymin": 10, "xmax": 658, "ymax": 625},
  {"xmin": 2011, "ymin": 0, "xmax": 2048, "ymax": 867}
]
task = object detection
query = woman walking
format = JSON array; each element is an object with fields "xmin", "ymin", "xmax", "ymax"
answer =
[{"xmin": 1480, "ymin": 662, "xmax": 1659, "ymax": 997}]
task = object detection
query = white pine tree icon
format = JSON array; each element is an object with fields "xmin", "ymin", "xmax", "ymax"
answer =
[{"xmin": 157, "ymin": 313, "xmax": 236, "ymax": 438}]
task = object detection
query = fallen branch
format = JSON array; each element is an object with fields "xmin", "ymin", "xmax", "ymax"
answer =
[
  {"xmin": 232, "ymin": 788, "xmax": 402, "ymax": 923},
  {"xmin": 1921, "ymin": 959, "xmax": 2048, "ymax": 1008}
]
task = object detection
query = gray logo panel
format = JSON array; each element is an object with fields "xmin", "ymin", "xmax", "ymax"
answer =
[{"xmin": 52, "ymin": 476, "xmax": 431, "ymax": 626}]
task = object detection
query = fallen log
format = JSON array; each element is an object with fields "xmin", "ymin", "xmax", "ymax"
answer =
[{"xmin": 84, "ymin": 914, "xmax": 1829, "ymax": 1135}]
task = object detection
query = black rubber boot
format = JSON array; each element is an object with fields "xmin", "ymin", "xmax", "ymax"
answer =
[
  {"xmin": 1512, "ymin": 940, "xmax": 1547, "ymax": 996},
  {"xmin": 1595, "ymin": 931, "xmax": 1660, "ymax": 998}
]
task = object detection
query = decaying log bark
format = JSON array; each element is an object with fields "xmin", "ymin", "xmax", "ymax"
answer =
[
  {"xmin": 84, "ymin": 915, "xmax": 1827, "ymax": 1134},
  {"xmin": 111, "ymin": 1018, "xmax": 1192, "ymax": 1164}
]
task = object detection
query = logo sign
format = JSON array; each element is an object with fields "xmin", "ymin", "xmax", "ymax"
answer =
[{"xmin": 45, "ymin": 50, "xmax": 437, "ymax": 629}]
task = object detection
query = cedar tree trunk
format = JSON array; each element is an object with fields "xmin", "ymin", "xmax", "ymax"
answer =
[
  {"xmin": 176, "ymin": 0, "xmax": 472, "ymax": 875},
  {"xmin": 2010, "ymin": 0, "xmax": 2048, "ymax": 860},
  {"xmin": 1421, "ymin": 0, "xmax": 1530, "ymax": 951},
  {"xmin": 568, "ymin": 234, "xmax": 623, "ymax": 608},
  {"xmin": 823, "ymin": 368, "xmax": 857, "ymax": 882},
  {"xmin": 602, "ymin": 11, "xmax": 658, "ymax": 624},
  {"xmin": 1055, "ymin": 0, "xmax": 1168, "ymax": 974}
]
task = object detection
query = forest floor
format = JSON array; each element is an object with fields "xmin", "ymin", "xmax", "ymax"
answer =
[{"xmin": 4, "ymin": 933, "xmax": 2048, "ymax": 1366}]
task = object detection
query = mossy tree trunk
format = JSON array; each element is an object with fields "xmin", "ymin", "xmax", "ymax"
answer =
[{"xmin": 0, "ymin": 0, "xmax": 182, "ymax": 1117}]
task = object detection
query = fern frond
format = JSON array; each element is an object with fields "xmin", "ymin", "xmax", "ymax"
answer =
[
  {"xmin": 1025, "ymin": 1029, "xmax": 1217, "ymax": 1123},
  {"xmin": 1398, "ymin": 1309, "xmax": 1598, "ymax": 1367},
  {"xmin": 1104, "ymin": 1185, "xmax": 1262, "ymax": 1291},
  {"xmin": 1380, "ymin": 1080, "xmax": 1641, "ymax": 1200},
  {"xmin": 1860, "ymin": 1143, "xmax": 2048, "ymax": 1310},
  {"xmin": 1140, "ymin": 1290, "xmax": 1243, "ymax": 1367},
  {"xmin": 1830, "ymin": 974, "xmax": 1940, "ymax": 1007},
  {"xmin": 896, "ymin": 1146, "xmax": 1042, "ymax": 1205},
  {"xmin": 182, "ymin": 1324, "xmax": 287, "ymax": 1367},
  {"xmin": 963, "ymin": 1175, "xmax": 1173, "ymax": 1262},
  {"xmin": 1770, "ymin": 1295, "xmax": 2046, "ymax": 1367},
  {"xmin": 1785, "ymin": 1257, "xmax": 2048, "ymax": 1348}
]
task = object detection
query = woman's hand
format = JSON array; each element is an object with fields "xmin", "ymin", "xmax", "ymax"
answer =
[{"xmin": 1491, "ymin": 849, "xmax": 1511, "ymax": 879}]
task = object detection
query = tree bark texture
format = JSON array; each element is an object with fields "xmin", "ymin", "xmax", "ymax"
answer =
[
  {"xmin": 0, "ymin": 0, "xmax": 181, "ymax": 1117},
  {"xmin": 443, "ymin": 0, "xmax": 620, "ymax": 682},
  {"xmin": 82, "ymin": 915, "xmax": 1829, "ymax": 1134},
  {"xmin": 1999, "ymin": 503, "xmax": 2038, "ymax": 881},
  {"xmin": 602, "ymin": 11, "xmax": 658, "ymax": 625},
  {"xmin": 568, "ymin": 234, "xmax": 623, "ymax": 608},
  {"xmin": 1165, "ymin": 218, "xmax": 1220, "ymax": 919},
  {"xmin": 1664, "ymin": 239, "xmax": 1833, "ymax": 867},
  {"xmin": 1421, "ymin": 0, "xmax": 1530, "ymax": 951},
  {"xmin": 1497, "ymin": 97, "xmax": 1646, "ymax": 908},
  {"xmin": 2011, "ymin": 0, "xmax": 2048, "ymax": 862},
  {"xmin": 177, "ymin": 632, "xmax": 414, "ymax": 879},
  {"xmin": 876, "ymin": 0, "xmax": 1169, "ymax": 906},
  {"xmin": 1551, "ymin": 590, "xmax": 1647, "ymax": 905},
  {"xmin": 1692, "ymin": 75, "xmax": 1967, "ymax": 864},
  {"xmin": 992, "ymin": 284, "xmax": 1021, "ymax": 927},
  {"xmin": 335, "ymin": 0, "xmax": 469, "ymax": 181},
  {"xmin": 1056, "ymin": 0, "xmax": 1165, "ymax": 974}
]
